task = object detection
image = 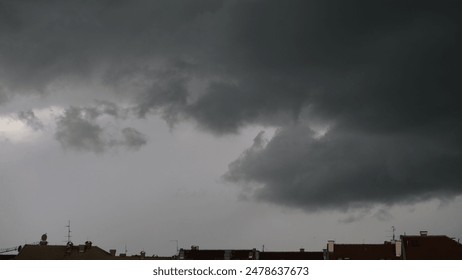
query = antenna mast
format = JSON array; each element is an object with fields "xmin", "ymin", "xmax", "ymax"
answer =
[{"xmin": 66, "ymin": 220, "xmax": 72, "ymax": 243}]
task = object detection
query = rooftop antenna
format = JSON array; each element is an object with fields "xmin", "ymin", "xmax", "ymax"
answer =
[
  {"xmin": 385, "ymin": 226, "xmax": 397, "ymax": 242},
  {"xmin": 66, "ymin": 220, "xmax": 72, "ymax": 243}
]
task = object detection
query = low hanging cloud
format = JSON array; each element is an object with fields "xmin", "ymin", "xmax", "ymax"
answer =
[
  {"xmin": 119, "ymin": 127, "xmax": 148, "ymax": 151},
  {"xmin": 224, "ymin": 125, "xmax": 462, "ymax": 211},
  {"xmin": 16, "ymin": 110, "xmax": 44, "ymax": 131},
  {"xmin": 1, "ymin": 0, "xmax": 461, "ymax": 210},
  {"xmin": 55, "ymin": 106, "xmax": 147, "ymax": 153},
  {"xmin": 55, "ymin": 107, "xmax": 106, "ymax": 153}
]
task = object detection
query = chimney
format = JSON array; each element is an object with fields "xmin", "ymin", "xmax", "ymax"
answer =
[
  {"xmin": 327, "ymin": 240, "xmax": 335, "ymax": 253},
  {"xmin": 65, "ymin": 242, "xmax": 73, "ymax": 254},
  {"xmin": 420, "ymin": 231, "xmax": 428, "ymax": 237},
  {"xmin": 140, "ymin": 251, "xmax": 146, "ymax": 259},
  {"xmin": 110, "ymin": 249, "xmax": 116, "ymax": 256},
  {"xmin": 191, "ymin": 245, "xmax": 199, "ymax": 251},
  {"xmin": 395, "ymin": 240, "xmax": 402, "ymax": 258},
  {"xmin": 39, "ymin": 234, "xmax": 48, "ymax": 246},
  {"xmin": 249, "ymin": 248, "xmax": 259, "ymax": 260},
  {"xmin": 300, "ymin": 248, "xmax": 305, "ymax": 252}
]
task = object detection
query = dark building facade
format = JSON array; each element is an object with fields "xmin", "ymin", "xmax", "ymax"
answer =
[
  {"xmin": 325, "ymin": 231, "xmax": 462, "ymax": 260},
  {"xmin": 401, "ymin": 231, "xmax": 462, "ymax": 260}
]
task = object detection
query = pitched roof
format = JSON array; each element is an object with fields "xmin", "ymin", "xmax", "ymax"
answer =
[
  {"xmin": 15, "ymin": 244, "xmax": 114, "ymax": 260},
  {"xmin": 328, "ymin": 243, "xmax": 400, "ymax": 260},
  {"xmin": 401, "ymin": 235, "xmax": 462, "ymax": 260}
]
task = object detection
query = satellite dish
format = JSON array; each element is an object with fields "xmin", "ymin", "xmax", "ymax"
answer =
[{"xmin": 41, "ymin": 233, "xmax": 47, "ymax": 241}]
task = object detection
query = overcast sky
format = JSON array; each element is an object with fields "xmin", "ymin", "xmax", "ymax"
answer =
[{"xmin": 1, "ymin": 0, "xmax": 462, "ymax": 256}]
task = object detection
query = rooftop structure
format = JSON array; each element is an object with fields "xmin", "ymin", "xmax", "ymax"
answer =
[{"xmin": 15, "ymin": 241, "xmax": 114, "ymax": 260}]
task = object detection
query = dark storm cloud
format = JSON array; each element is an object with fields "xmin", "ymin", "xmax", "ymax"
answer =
[
  {"xmin": 16, "ymin": 110, "xmax": 44, "ymax": 131},
  {"xmin": 0, "ymin": 0, "xmax": 223, "ymax": 92},
  {"xmin": 1, "ymin": 0, "xmax": 461, "ymax": 210},
  {"xmin": 55, "ymin": 106, "xmax": 147, "ymax": 153},
  {"xmin": 225, "ymin": 124, "xmax": 462, "ymax": 211},
  {"xmin": 105, "ymin": 64, "xmax": 192, "ymax": 125},
  {"xmin": 218, "ymin": 0, "xmax": 462, "ymax": 210}
]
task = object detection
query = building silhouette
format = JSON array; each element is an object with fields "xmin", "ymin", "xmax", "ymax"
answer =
[{"xmin": 2, "ymin": 230, "xmax": 461, "ymax": 260}]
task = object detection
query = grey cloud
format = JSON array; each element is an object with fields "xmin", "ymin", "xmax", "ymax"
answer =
[
  {"xmin": 120, "ymin": 127, "xmax": 147, "ymax": 151},
  {"xmin": 16, "ymin": 110, "xmax": 44, "ymax": 131},
  {"xmin": 339, "ymin": 208, "xmax": 393, "ymax": 223},
  {"xmin": 373, "ymin": 209, "xmax": 393, "ymax": 222},
  {"xmin": 55, "ymin": 106, "xmax": 106, "ymax": 153},
  {"xmin": 55, "ymin": 106, "xmax": 147, "ymax": 153},
  {"xmin": 339, "ymin": 211, "xmax": 369, "ymax": 224},
  {"xmin": 124, "ymin": 65, "xmax": 191, "ymax": 125},
  {"xmin": 94, "ymin": 100, "xmax": 127, "ymax": 119}
]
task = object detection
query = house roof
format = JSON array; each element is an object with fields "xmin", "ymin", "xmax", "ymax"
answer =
[
  {"xmin": 179, "ymin": 249, "xmax": 258, "ymax": 260},
  {"xmin": 328, "ymin": 243, "xmax": 400, "ymax": 260},
  {"xmin": 259, "ymin": 251, "xmax": 324, "ymax": 260},
  {"xmin": 0, "ymin": 254, "xmax": 16, "ymax": 260},
  {"xmin": 15, "ymin": 244, "xmax": 114, "ymax": 260},
  {"xmin": 115, "ymin": 253, "xmax": 176, "ymax": 260},
  {"xmin": 179, "ymin": 248, "xmax": 324, "ymax": 260},
  {"xmin": 401, "ymin": 235, "xmax": 462, "ymax": 260}
]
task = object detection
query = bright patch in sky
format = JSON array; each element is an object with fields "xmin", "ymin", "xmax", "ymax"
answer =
[
  {"xmin": 0, "ymin": 106, "xmax": 63, "ymax": 143},
  {"xmin": 0, "ymin": 115, "xmax": 32, "ymax": 142}
]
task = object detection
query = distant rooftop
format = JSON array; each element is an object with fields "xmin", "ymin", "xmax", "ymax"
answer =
[
  {"xmin": 15, "ymin": 242, "xmax": 114, "ymax": 260},
  {"xmin": 401, "ymin": 234, "xmax": 462, "ymax": 260}
]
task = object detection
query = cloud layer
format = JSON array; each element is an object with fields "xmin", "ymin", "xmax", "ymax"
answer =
[{"xmin": 1, "ymin": 0, "xmax": 461, "ymax": 210}]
